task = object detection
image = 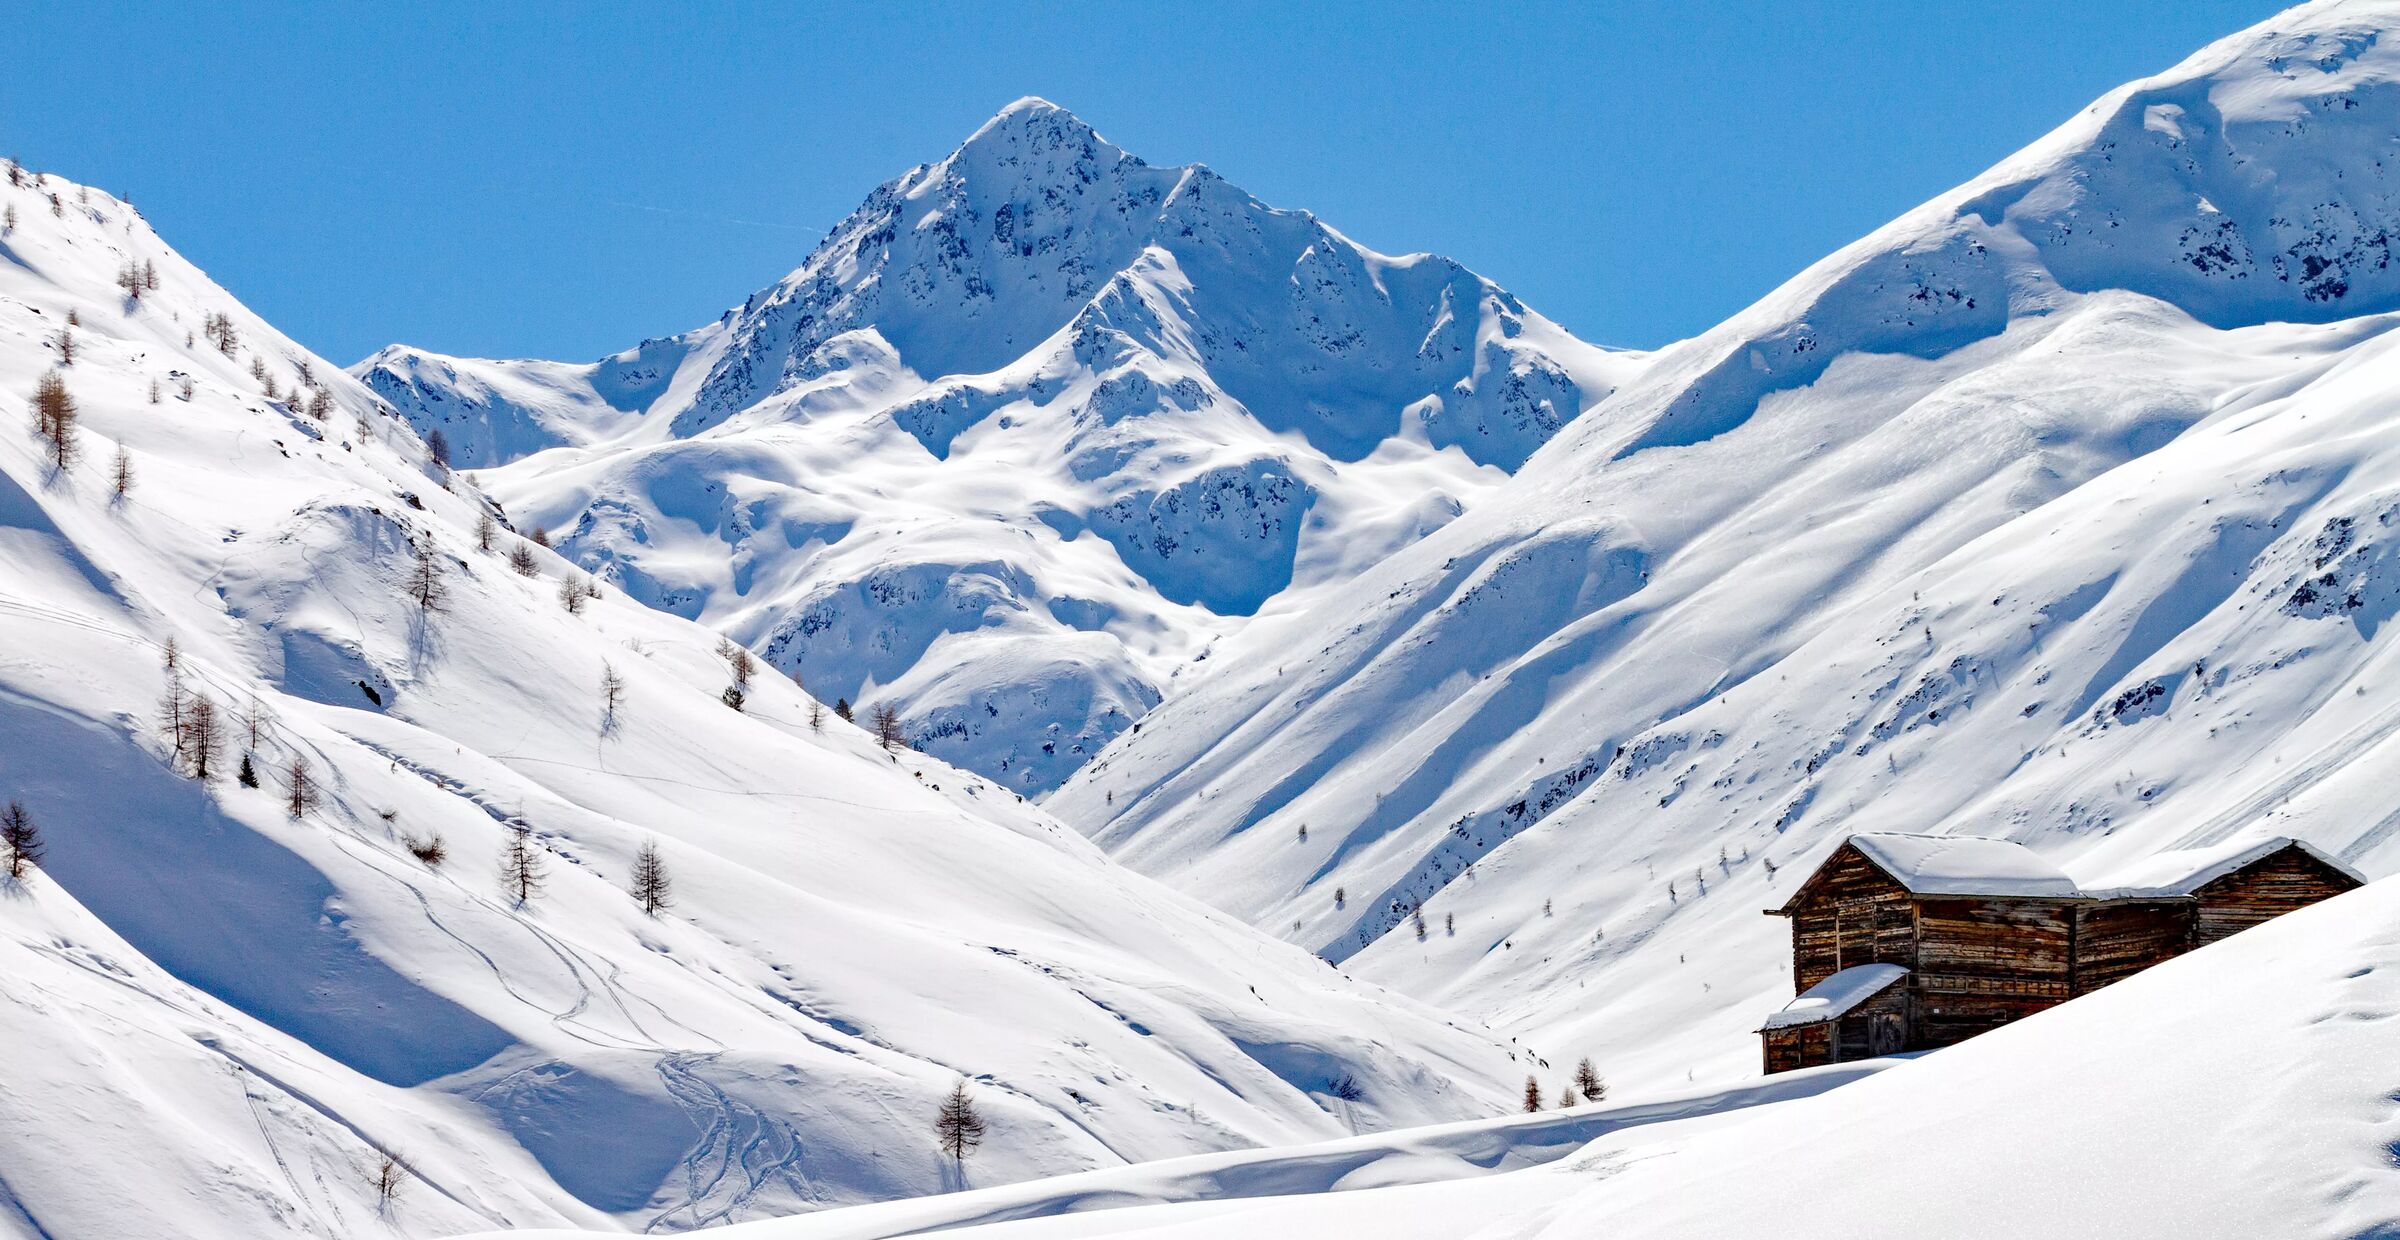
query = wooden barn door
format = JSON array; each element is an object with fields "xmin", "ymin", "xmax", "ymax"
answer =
[{"xmin": 1869, "ymin": 1011, "xmax": 1905, "ymax": 1056}]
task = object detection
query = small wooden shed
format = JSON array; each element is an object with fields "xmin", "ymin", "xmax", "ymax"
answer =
[{"xmin": 1760, "ymin": 832, "xmax": 2362, "ymax": 1073}]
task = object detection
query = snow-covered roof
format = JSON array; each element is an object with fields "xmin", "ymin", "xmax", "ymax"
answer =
[
  {"xmin": 1772, "ymin": 833, "xmax": 2083, "ymax": 911},
  {"xmin": 2073, "ymin": 837, "xmax": 2367, "ymax": 899},
  {"xmin": 1760, "ymin": 964, "xmax": 1910, "ymax": 1031},
  {"xmin": 1848, "ymin": 833, "xmax": 2082, "ymax": 897}
]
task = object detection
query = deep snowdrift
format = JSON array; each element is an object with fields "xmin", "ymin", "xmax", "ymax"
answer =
[
  {"xmin": 356, "ymin": 100, "xmax": 1644, "ymax": 795},
  {"xmin": 478, "ymin": 871, "xmax": 2400, "ymax": 1240},
  {"xmin": 1057, "ymin": 0, "xmax": 2400, "ymax": 1090},
  {"xmin": 0, "ymin": 160, "xmax": 1531, "ymax": 1237}
]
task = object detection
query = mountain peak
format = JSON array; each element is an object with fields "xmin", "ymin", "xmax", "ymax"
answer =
[
  {"xmin": 947, "ymin": 95, "xmax": 1137, "ymax": 175},
  {"xmin": 988, "ymin": 94, "xmax": 1071, "ymax": 124}
]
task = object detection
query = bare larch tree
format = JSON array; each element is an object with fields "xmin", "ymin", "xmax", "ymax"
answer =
[
  {"xmin": 31, "ymin": 371, "xmax": 78, "ymax": 469},
  {"xmin": 285, "ymin": 756, "xmax": 321, "ymax": 819},
  {"xmin": 600, "ymin": 662, "xmax": 627, "ymax": 726},
  {"xmin": 935, "ymin": 1079, "xmax": 986, "ymax": 1169},
  {"xmin": 501, "ymin": 822, "xmax": 546, "ymax": 907},
  {"xmin": 1573, "ymin": 1058, "xmax": 1606, "ymax": 1103},
  {"xmin": 1, "ymin": 800, "xmax": 43, "ymax": 880},
  {"xmin": 184, "ymin": 692, "xmax": 223, "ymax": 782},
  {"xmin": 631, "ymin": 839, "xmax": 671, "ymax": 916},
  {"xmin": 406, "ymin": 548, "xmax": 448, "ymax": 612}
]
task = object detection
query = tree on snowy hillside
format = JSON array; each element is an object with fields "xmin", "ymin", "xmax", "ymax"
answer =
[
  {"xmin": 370, "ymin": 1152, "xmax": 408, "ymax": 1210},
  {"xmin": 238, "ymin": 695, "xmax": 271, "ymax": 751},
  {"xmin": 115, "ymin": 260, "xmax": 148, "ymax": 302},
  {"xmin": 202, "ymin": 311, "xmax": 237, "ymax": 355},
  {"xmin": 935, "ymin": 1080, "xmax": 986, "ymax": 1169},
  {"xmin": 600, "ymin": 662, "xmax": 627, "ymax": 726},
  {"xmin": 182, "ymin": 693, "xmax": 223, "ymax": 782},
  {"xmin": 425, "ymin": 428, "xmax": 451, "ymax": 474},
  {"xmin": 501, "ymin": 823, "xmax": 546, "ymax": 907},
  {"xmin": 31, "ymin": 371, "xmax": 78, "ymax": 469},
  {"xmin": 285, "ymin": 757, "xmax": 321, "ymax": 819},
  {"xmin": 1522, "ymin": 1076, "xmax": 1542, "ymax": 1113},
  {"xmin": 507, "ymin": 541, "xmax": 539, "ymax": 577},
  {"xmin": 716, "ymin": 638, "xmax": 757, "ymax": 690},
  {"xmin": 1, "ymin": 800, "xmax": 42, "ymax": 880},
  {"xmin": 110, "ymin": 445, "xmax": 133, "ymax": 497},
  {"xmin": 1574, "ymin": 1058, "xmax": 1607, "ymax": 1103},
  {"xmin": 474, "ymin": 510, "xmax": 497, "ymax": 551},
  {"xmin": 405, "ymin": 548, "xmax": 449, "ymax": 613},
  {"xmin": 631, "ymin": 839, "xmax": 671, "ymax": 916},
  {"xmin": 873, "ymin": 702, "xmax": 904, "ymax": 751}
]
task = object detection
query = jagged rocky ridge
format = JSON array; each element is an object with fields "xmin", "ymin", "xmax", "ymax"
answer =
[{"xmin": 357, "ymin": 99, "xmax": 1642, "ymax": 795}]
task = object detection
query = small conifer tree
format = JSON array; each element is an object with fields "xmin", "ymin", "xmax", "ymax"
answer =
[
  {"xmin": 600, "ymin": 662, "xmax": 626, "ymax": 725},
  {"xmin": 631, "ymin": 839, "xmax": 671, "ymax": 916},
  {"xmin": 285, "ymin": 756, "xmax": 321, "ymax": 818},
  {"xmin": 372, "ymin": 1152, "xmax": 407, "ymax": 1210},
  {"xmin": 501, "ymin": 822, "xmax": 546, "ymax": 906},
  {"xmin": 1574, "ymin": 1058, "xmax": 1606, "ymax": 1103},
  {"xmin": 184, "ymin": 693, "xmax": 223, "ymax": 781},
  {"xmin": 31, "ymin": 371, "xmax": 78, "ymax": 469},
  {"xmin": 1, "ymin": 800, "xmax": 42, "ymax": 880},
  {"xmin": 935, "ymin": 1080, "xmax": 987, "ymax": 1168},
  {"xmin": 406, "ymin": 548, "xmax": 448, "ymax": 612}
]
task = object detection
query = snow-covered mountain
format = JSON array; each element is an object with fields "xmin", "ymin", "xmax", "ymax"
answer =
[
  {"xmin": 1056, "ymin": 0, "xmax": 2400, "ymax": 1089},
  {"xmin": 0, "ymin": 161, "xmax": 1540, "ymax": 1238},
  {"xmin": 356, "ymin": 100, "xmax": 1643, "ymax": 795}
]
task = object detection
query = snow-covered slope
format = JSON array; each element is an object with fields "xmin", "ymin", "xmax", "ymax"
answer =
[
  {"xmin": 356, "ymin": 100, "xmax": 1643, "ymax": 795},
  {"xmin": 458, "ymin": 1060, "xmax": 1890, "ymax": 1240},
  {"xmin": 0, "ymin": 163, "xmax": 1536, "ymax": 1238},
  {"xmin": 469, "ymin": 872, "xmax": 2400, "ymax": 1240},
  {"xmin": 1057, "ymin": 0, "xmax": 2400, "ymax": 1090}
]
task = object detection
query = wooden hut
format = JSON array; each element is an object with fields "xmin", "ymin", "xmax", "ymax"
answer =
[{"xmin": 1760, "ymin": 832, "xmax": 2363, "ymax": 1073}]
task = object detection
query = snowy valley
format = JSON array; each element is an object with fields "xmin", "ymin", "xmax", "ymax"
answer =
[
  {"xmin": 0, "ymin": 153, "xmax": 1535, "ymax": 1237},
  {"xmin": 9, "ymin": 0, "xmax": 2400, "ymax": 1237}
]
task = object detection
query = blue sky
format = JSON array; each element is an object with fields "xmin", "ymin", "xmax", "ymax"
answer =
[{"xmin": 7, "ymin": 2, "xmax": 2282, "ymax": 364}]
